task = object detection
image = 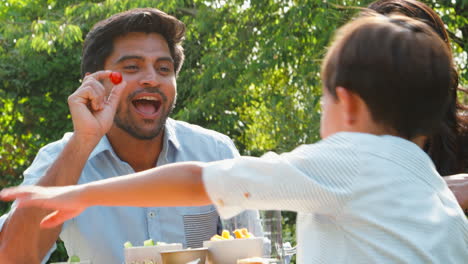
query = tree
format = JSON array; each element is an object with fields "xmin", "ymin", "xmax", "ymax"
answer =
[{"xmin": 0, "ymin": 0, "xmax": 466, "ymax": 262}]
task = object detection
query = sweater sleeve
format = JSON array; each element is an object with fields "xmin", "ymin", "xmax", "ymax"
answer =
[{"xmin": 202, "ymin": 139, "xmax": 359, "ymax": 219}]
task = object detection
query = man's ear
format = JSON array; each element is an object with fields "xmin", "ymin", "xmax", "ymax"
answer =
[{"xmin": 335, "ymin": 86, "xmax": 361, "ymax": 126}]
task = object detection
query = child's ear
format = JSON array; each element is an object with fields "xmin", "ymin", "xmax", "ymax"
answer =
[{"xmin": 335, "ymin": 86, "xmax": 361, "ymax": 126}]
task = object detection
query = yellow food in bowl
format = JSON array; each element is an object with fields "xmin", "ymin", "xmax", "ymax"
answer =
[{"xmin": 210, "ymin": 228, "xmax": 254, "ymax": 241}]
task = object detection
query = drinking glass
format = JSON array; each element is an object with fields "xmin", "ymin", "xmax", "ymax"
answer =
[{"xmin": 260, "ymin": 210, "xmax": 285, "ymax": 264}]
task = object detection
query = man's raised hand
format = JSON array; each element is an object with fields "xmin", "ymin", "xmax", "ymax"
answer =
[{"xmin": 68, "ymin": 70, "xmax": 126, "ymax": 141}]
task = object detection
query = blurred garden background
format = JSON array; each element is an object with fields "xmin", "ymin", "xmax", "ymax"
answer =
[{"xmin": 0, "ymin": 0, "xmax": 467, "ymax": 262}]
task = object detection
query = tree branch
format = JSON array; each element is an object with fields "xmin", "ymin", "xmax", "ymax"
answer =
[{"xmin": 177, "ymin": 8, "xmax": 198, "ymax": 17}]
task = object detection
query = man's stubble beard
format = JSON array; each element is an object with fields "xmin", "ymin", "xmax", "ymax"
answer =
[{"xmin": 114, "ymin": 93, "xmax": 176, "ymax": 140}]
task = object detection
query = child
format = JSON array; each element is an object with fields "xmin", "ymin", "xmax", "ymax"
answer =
[{"xmin": 2, "ymin": 14, "xmax": 467, "ymax": 263}]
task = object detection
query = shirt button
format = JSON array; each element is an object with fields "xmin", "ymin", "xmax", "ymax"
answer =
[{"xmin": 148, "ymin": 211, "xmax": 156, "ymax": 218}]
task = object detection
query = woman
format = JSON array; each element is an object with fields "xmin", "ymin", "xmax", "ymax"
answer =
[{"xmin": 368, "ymin": 0, "xmax": 468, "ymax": 212}]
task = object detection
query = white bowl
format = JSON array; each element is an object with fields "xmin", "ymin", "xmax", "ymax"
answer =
[
  {"xmin": 237, "ymin": 257, "xmax": 274, "ymax": 264},
  {"xmin": 160, "ymin": 248, "xmax": 208, "ymax": 264},
  {"xmin": 50, "ymin": 262, "xmax": 91, "ymax": 264},
  {"xmin": 124, "ymin": 243, "xmax": 183, "ymax": 264},
  {"xmin": 203, "ymin": 238, "xmax": 264, "ymax": 264}
]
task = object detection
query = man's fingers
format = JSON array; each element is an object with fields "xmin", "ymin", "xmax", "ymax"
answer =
[
  {"xmin": 70, "ymin": 84, "xmax": 106, "ymax": 112},
  {"xmin": 74, "ymin": 72, "xmax": 123, "ymax": 112},
  {"xmin": 82, "ymin": 70, "xmax": 112, "ymax": 83},
  {"xmin": 81, "ymin": 79, "xmax": 106, "ymax": 96},
  {"xmin": 106, "ymin": 81, "xmax": 126, "ymax": 110},
  {"xmin": 85, "ymin": 86, "xmax": 101, "ymax": 111}
]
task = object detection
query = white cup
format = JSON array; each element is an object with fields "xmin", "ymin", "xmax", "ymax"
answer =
[
  {"xmin": 203, "ymin": 237, "xmax": 264, "ymax": 264},
  {"xmin": 124, "ymin": 243, "xmax": 183, "ymax": 264}
]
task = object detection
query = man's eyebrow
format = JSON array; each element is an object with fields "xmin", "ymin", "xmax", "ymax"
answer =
[
  {"xmin": 115, "ymin": 55, "xmax": 144, "ymax": 64},
  {"xmin": 156, "ymin": 57, "xmax": 174, "ymax": 63},
  {"xmin": 114, "ymin": 56, "xmax": 174, "ymax": 64}
]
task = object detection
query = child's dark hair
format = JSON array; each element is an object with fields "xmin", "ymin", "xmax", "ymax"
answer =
[
  {"xmin": 81, "ymin": 8, "xmax": 186, "ymax": 78},
  {"xmin": 368, "ymin": 0, "xmax": 468, "ymax": 176},
  {"xmin": 321, "ymin": 14, "xmax": 452, "ymax": 140}
]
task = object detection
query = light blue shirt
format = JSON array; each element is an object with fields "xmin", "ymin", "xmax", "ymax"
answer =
[{"xmin": 0, "ymin": 118, "xmax": 260, "ymax": 264}]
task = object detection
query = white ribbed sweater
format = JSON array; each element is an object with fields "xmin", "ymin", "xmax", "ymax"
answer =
[{"xmin": 203, "ymin": 132, "xmax": 468, "ymax": 263}]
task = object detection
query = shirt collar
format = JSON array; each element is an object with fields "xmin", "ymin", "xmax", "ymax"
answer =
[
  {"xmin": 164, "ymin": 118, "xmax": 181, "ymax": 151},
  {"xmin": 88, "ymin": 134, "xmax": 115, "ymax": 160},
  {"xmin": 88, "ymin": 118, "xmax": 181, "ymax": 161}
]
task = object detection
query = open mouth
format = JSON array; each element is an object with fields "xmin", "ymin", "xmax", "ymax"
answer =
[{"xmin": 132, "ymin": 95, "xmax": 162, "ymax": 116}]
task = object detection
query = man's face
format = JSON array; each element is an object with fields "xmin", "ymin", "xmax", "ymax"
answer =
[{"xmin": 103, "ymin": 32, "xmax": 177, "ymax": 140}]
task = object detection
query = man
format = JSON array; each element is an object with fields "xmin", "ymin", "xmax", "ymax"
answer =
[{"xmin": 0, "ymin": 8, "xmax": 260, "ymax": 264}]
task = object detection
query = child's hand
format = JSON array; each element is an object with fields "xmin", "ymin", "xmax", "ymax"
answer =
[
  {"xmin": 445, "ymin": 174, "xmax": 468, "ymax": 213},
  {"xmin": 0, "ymin": 185, "xmax": 86, "ymax": 228}
]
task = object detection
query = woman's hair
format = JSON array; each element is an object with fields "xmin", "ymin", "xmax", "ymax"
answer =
[
  {"xmin": 81, "ymin": 8, "xmax": 186, "ymax": 78},
  {"xmin": 322, "ymin": 14, "xmax": 452, "ymax": 140},
  {"xmin": 368, "ymin": 0, "xmax": 468, "ymax": 175}
]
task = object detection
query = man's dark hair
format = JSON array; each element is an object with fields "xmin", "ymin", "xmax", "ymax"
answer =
[
  {"xmin": 81, "ymin": 8, "xmax": 185, "ymax": 77},
  {"xmin": 321, "ymin": 14, "xmax": 452, "ymax": 140}
]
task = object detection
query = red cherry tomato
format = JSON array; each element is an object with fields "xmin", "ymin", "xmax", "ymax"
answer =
[{"xmin": 109, "ymin": 72, "xmax": 122, "ymax": 85}]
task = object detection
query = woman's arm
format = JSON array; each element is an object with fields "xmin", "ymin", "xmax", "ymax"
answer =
[{"xmin": 445, "ymin": 174, "xmax": 468, "ymax": 212}]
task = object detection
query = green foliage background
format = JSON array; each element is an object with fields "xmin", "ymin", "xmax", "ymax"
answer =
[{"xmin": 0, "ymin": 0, "xmax": 467, "ymax": 262}]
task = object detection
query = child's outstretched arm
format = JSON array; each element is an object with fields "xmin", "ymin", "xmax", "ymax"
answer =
[{"xmin": 0, "ymin": 162, "xmax": 211, "ymax": 228}]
